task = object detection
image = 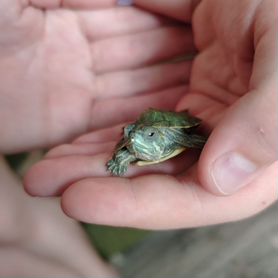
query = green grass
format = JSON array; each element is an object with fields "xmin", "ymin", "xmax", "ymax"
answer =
[
  {"xmin": 83, "ymin": 224, "xmax": 150, "ymax": 259},
  {"xmin": 5, "ymin": 153, "xmax": 29, "ymax": 171}
]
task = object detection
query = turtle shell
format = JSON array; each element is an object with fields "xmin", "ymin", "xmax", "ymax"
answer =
[
  {"xmin": 107, "ymin": 108, "xmax": 206, "ymax": 176},
  {"xmin": 137, "ymin": 108, "xmax": 201, "ymax": 128},
  {"xmin": 116, "ymin": 108, "xmax": 202, "ymax": 153}
]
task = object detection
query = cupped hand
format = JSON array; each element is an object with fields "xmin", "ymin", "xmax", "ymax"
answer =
[
  {"xmin": 25, "ymin": 0, "xmax": 277, "ymax": 229},
  {"xmin": 0, "ymin": 0, "xmax": 192, "ymax": 153}
]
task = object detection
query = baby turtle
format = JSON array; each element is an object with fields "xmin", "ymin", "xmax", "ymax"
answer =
[{"xmin": 107, "ymin": 108, "xmax": 206, "ymax": 176}]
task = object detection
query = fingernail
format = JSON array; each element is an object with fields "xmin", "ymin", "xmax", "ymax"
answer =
[
  {"xmin": 117, "ymin": 0, "xmax": 133, "ymax": 6},
  {"xmin": 211, "ymin": 152, "xmax": 258, "ymax": 195}
]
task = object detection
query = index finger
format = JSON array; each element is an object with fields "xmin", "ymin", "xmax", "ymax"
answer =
[{"xmin": 60, "ymin": 163, "xmax": 276, "ymax": 229}]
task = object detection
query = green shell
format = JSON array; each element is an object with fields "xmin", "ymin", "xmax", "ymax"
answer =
[{"xmin": 137, "ymin": 108, "xmax": 201, "ymax": 128}]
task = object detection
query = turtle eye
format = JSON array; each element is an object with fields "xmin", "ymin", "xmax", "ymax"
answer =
[{"xmin": 144, "ymin": 128, "xmax": 158, "ymax": 141}]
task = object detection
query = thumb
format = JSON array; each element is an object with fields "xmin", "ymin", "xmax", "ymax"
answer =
[{"xmin": 198, "ymin": 85, "xmax": 277, "ymax": 195}]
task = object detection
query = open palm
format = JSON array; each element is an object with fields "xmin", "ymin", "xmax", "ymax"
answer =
[
  {"xmin": 0, "ymin": 0, "xmax": 192, "ymax": 153},
  {"xmin": 25, "ymin": 0, "xmax": 277, "ymax": 229}
]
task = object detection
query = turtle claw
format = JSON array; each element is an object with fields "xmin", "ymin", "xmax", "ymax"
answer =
[
  {"xmin": 106, "ymin": 159, "xmax": 127, "ymax": 176},
  {"xmin": 106, "ymin": 148, "xmax": 136, "ymax": 176}
]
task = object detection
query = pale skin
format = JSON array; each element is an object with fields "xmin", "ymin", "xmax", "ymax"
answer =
[
  {"xmin": 0, "ymin": 4, "xmax": 276, "ymax": 274},
  {"xmin": 1, "ymin": 0, "xmax": 192, "ymax": 276},
  {"xmin": 0, "ymin": 0, "xmax": 193, "ymax": 153},
  {"xmin": 24, "ymin": 0, "xmax": 277, "ymax": 229}
]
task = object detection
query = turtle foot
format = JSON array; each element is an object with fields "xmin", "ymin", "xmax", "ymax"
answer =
[{"xmin": 106, "ymin": 159, "xmax": 127, "ymax": 176}]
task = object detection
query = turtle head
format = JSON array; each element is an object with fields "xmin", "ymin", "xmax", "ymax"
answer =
[{"xmin": 126, "ymin": 125, "xmax": 165, "ymax": 161}]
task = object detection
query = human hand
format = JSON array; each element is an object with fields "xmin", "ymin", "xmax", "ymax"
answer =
[
  {"xmin": 25, "ymin": 0, "xmax": 277, "ymax": 229},
  {"xmin": 0, "ymin": 155, "xmax": 117, "ymax": 277},
  {"xmin": 0, "ymin": 0, "xmax": 191, "ymax": 153}
]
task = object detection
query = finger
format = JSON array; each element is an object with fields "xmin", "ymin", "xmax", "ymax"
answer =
[
  {"xmin": 30, "ymin": 0, "xmax": 117, "ymax": 9},
  {"xmin": 24, "ymin": 154, "xmax": 110, "ymax": 196},
  {"xmin": 176, "ymin": 92, "xmax": 227, "ymax": 131},
  {"xmin": 78, "ymin": 7, "xmax": 174, "ymax": 41},
  {"xmin": 95, "ymin": 61, "xmax": 191, "ymax": 98},
  {"xmin": 73, "ymin": 124, "xmax": 124, "ymax": 144},
  {"xmin": 251, "ymin": 4, "xmax": 277, "ymax": 89},
  {"xmin": 24, "ymin": 150, "xmax": 197, "ymax": 196},
  {"xmin": 133, "ymin": 0, "xmax": 201, "ymax": 22},
  {"xmin": 91, "ymin": 85, "xmax": 187, "ymax": 129},
  {"xmin": 0, "ymin": 0, "xmax": 22, "ymax": 21},
  {"xmin": 46, "ymin": 142, "xmax": 116, "ymax": 158},
  {"xmin": 92, "ymin": 26, "xmax": 194, "ymax": 73},
  {"xmin": 60, "ymin": 162, "xmax": 277, "ymax": 229},
  {"xmin": 198, "ymin": 83, "xmax": 278, "ymax": 196}
]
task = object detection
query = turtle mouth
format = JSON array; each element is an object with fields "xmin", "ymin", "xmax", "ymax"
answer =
[
  {"xmin": 126, "ymin": 139, "xmax": 135, "ymax": 153},
  {"xmin": 128, "ymin": 141, "xmax": 161, "ymax": 161}
]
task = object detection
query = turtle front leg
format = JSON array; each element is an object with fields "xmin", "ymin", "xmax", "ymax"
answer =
[{"xmin": 107, "ymin": 148, "xmax": 137, "ymax": 176}]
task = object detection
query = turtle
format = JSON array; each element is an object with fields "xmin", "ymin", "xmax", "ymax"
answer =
[{"xmin": 106, "ymin": 108, "xmax": 207, "ymax": 176}]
